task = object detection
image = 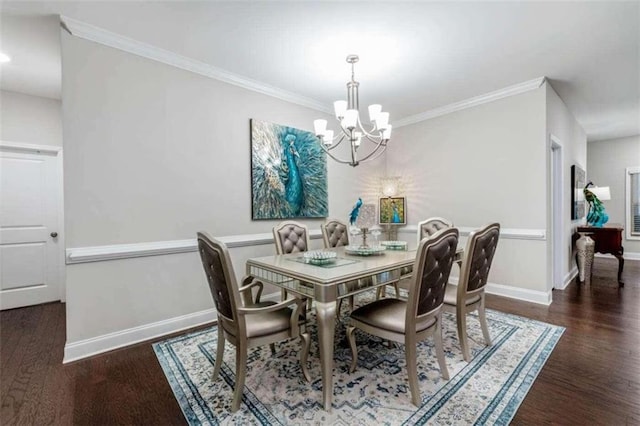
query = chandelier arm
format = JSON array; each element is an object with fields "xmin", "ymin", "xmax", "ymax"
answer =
[
  {"xmin": 325, "ymin": 135, "xmax": 347, "ymax": 151},
  {"xmin": 321, "ymin": 145, "xmax": 360, "ymax": 166},
  {"xmin": 363, "ymin": 134, "xmax": 384, "ymax": 146},
  {"xmin": 353, "ymin": 140, "xmax": 388, "ymax": 163},
  {"xmin": 355, "ymin": 115, "xmax": 383, "ymax": 139}
]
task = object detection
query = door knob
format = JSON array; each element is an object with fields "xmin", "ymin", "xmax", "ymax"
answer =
[{"xmin": 50, "ymin": 232, "xmax": 58, "ymax": 238}]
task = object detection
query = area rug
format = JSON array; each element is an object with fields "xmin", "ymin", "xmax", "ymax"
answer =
[{"xmin": 153, "ymin": 298, "xmax": 564, "ymax": 425}]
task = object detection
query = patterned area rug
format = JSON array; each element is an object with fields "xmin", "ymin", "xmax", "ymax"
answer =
[{"xmin": 154, "ymin": 297, "xmax": 564, "ymax": 425}]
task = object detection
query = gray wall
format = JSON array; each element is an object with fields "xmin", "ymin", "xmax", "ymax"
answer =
[
  {"xmin": 0, "ymin": 90, "xmax": 62, "ymax": 146},
  {"xmin": 587, "ymin": 135, "xmax": 640, "ymax": 255},
  {"xmin": 387, "ymin": 87, "xmax": 548, "ymax": 293},
  {"xmin": 61, "ymin": 32, "xmax": 369, "ymax": 348}
]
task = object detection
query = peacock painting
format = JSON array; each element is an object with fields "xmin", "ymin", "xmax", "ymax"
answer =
[{"xmin": 251, "ymin": 119, "xmax": 328, "ymax": 219}]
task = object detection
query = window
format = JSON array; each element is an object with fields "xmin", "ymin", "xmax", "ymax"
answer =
[{"xmin": 627, "ymin": 166, "xmax": 640, "ymax": 240}]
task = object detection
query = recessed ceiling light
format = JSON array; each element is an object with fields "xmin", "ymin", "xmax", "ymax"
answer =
[{"xmin": 0, "ymin": 52, "xmax": 11, "ymax": 63}]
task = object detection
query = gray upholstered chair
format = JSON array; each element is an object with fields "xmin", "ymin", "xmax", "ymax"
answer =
[
  {"xmin": 273, "ymin": 220, "xmax": 311, "ymax": 254},
  {"xmin": 321, "ymin": 219, "xmax": 400, "ymax": 310},
  {"xmin": 396, "ymin": 217, "xmax": 455, "ymax": 296},
  {"xmin": 320, "ymin": 219, "xmax": 350, "ymax": 248},
  {"xmin": 443, "ymin": 223, "xmax": 500, "ymax": 362},
  {"xmin": 273, "ymin": 220, "xmax": 311, "ymax": 301},
  {"xmin": 417, "ymin": 217, "xmax": 454, "ymax": 246},
  {"xmin": 197, "ymin": 232, "xmax": 311, "ymax": 412},
  {"xmin": 346, "ymin": 228, "xmax": 459, "ymax": 406}
]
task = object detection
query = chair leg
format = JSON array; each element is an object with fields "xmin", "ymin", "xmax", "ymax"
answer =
[
  {"xmin": 231, "ymin": 345, "xmax": 248, "ymax": 412},
  {"xmin": 434, "ymin": 316, "xmax": 450, "ymax": 380},
  {"xmin": 405, "ymin": 338, "xmax": 421, "ymax": 407},
  {"xmin": 348, "ymin": 295, "xmax": 355, "ymax": 311},
  {"xmin": 456, "ymin": 305, "xmax": 471, "ymax": 362},
  {"xmin": 393, "ymin": 282, "xmax": 400, "ymax": 297},
  {"xmin": 269, "ymin": 343, "xmax": 276, "ymax": 356},
  {"xmin": 478, "ymin": 298, "xmax": 492, "ymax": 346},
  {"xmin": 300, "ymin": 332, "xmax": 311, "ymax": 382},
  {"xmin": 212, "ymin": 326, "xmax": 225, "ymax": 381},
  {"xmin": 346, "ymin": 325, "xmax": 358, "ymax": 373}
]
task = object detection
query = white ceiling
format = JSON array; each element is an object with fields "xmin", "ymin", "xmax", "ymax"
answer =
[{"xmin": 1, "ymin": 1, "xmax": 638, "ymax": 142}]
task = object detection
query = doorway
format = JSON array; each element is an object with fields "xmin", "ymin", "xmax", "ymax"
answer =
[
  {"xmin": 550, "ymin": 135, "xmax": 563, "ymax": 290},
  {"xmin": 0, "ymin": 142, "xmax": 64, "ymax": 310}
]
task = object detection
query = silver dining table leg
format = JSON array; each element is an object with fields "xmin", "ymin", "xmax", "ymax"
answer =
[{"xmin": 315, "ymin": 300, "xmax": 337, "ymax": 411}]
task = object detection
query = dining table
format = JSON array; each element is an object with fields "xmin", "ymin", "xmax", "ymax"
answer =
[{"xmin": 246, "ymin": 244, "xmax": 464, "ymax": 411}]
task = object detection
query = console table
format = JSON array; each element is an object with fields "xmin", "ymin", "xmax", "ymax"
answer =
[{"xmin": 576, "ymin": 224, "xmax": 624, "ymax": 287}]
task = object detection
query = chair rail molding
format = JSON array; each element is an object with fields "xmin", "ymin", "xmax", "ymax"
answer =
[
  {"xmin": 0, "ymin": 141, "xmax": 62, "ymax": 155},
  {"xmin": 66, "ymin": 231, "xmax": 324, "ymax": 264},
  {"xmin": 398, "ymin": 225, "xmax": 546, "ymax": 241}
]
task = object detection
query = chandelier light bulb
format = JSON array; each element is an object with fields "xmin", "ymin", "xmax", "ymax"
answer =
[
  {"xmin": 382, "ymin": 124, "xmax": 392, "ymax": 140},
  {"xmin": 323, "ymin": 129, "xmax": 334, "ymax": 145},
  {"xmin": 343, "ymin": 109, "xmax": 359, "ymax": 130},
  {"xmin": 354, "ymin": 132, "xmax": 363, "ymax": 147},
  {"xmin": 368, "ymin": 104, "xmax": 382, "ymax": 122},
  {"xmin": 376, "ymin": 112, "xmax": 390, "ymax": 130},
  {"xmin": 314, "ymin": 119, "xmax": 327, "ymax": 136},
  {"xmin": 334, "ymin": 100, "xmax": 347, "ymax": 119}
]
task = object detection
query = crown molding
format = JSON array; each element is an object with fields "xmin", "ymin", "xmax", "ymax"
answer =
[
  {"xmin": 60, "ymin": 16, "xmax": 545, "ymax": 129},
  {"xmin": 394, "ymin": 77, "xmax": 547, "ymax": 128},
  {"xmin": 60, "ymin": 15, "xmax": 331, "ymax": 114}
]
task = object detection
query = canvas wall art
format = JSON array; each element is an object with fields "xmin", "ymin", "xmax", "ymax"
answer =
[
  {"xmin": 251, "ymin": 119, "xmax": 328, "ymax": 220},
  {"xmin": 571, "ymin": 164, "xmax": 585, "ymax": 220},
  {"xmin": 379, "ymin": 197, "xmax": 406, "ymax": 225}
]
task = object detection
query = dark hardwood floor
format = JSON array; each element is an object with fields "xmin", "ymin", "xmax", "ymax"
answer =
[{"xmin": 1, "ymin": 257, "xmax": 639, "ymax": 425}]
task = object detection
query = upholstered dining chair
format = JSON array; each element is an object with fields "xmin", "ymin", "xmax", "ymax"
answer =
[
  {"xmin": 346, "ymin": 228, "xmax": 459, "ymax": 406},
  {"xmin": 273, "ymin": 220, "xmax": 311, "ymax": 255},
  {"xmin": 321, "ymin": 219, "xmax": 400, "ymax": 311},
  {"xmin": 273, "ymin": 220, "xmax": 311, "ymax": 301},
  {"xmin": 443, "ymin": 222, "xmax": 500, "ymax": 362},
  {"xmin": 395, "ymin": 217, "xmax": 456, "ymax": 296},
  {"xmin": 197, "ymin": 232, "xmax": 311, "ymax": 412},
  {"xmin": 417, "ymin": 217, "xmax": 454, "ymax": 245},
  {"xmin": 320, "ymin": 219, "xmax": 350, "ymax": 248}
]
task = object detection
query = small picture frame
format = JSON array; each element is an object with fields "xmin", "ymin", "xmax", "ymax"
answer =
[{"xmin": 379, "ymin": 197, "xmax": 406, "ymax": 225}]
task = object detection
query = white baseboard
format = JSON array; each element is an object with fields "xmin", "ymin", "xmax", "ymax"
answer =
[
  {"xmin": 63, "ymin": 308, "xmax": 216, "ymax": 363},
  {"xmin": 558, "ymin": 267, "xmax": 578, "ymax": 290},
  {"xmin": 594, "ymin": 251, "xmax": 640, "ymax": 261},
  {"xmin": 448, "ymin": 276, "xmax": 551, "ymax": 306},
  {"xmin": 485, "ymin": 283, "xmax": 552, "ymax": 305}
]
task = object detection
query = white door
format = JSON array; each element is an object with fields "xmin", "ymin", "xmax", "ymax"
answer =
[{"xmin": 0, "ymin": 144, "xmax": 63, "ymax": 310}]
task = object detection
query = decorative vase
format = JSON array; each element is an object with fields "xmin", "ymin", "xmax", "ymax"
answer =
[{"xmin": 576, "ymin": 232, "xmax": 595, "ymax": 284}]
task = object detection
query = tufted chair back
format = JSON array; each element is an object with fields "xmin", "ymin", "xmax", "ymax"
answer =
[
  {"xmin": 459, "ymin": 223, "xmax": 500, "ymax": 294},
  {"xmin": 407, "ymin": 228, "xmax": 459, "ymax": 318},
  {"xmin": 321, "ymin": 219, "xmax": 350, "ymax": 248},
  {"xmin": 417, "ymin": 217, "xmax": 454, "ymax": 246},
  {"xmin": 197, "ymin": 232, "xmax": 240, "ymax": 322},
  {"xmin": 273, "ymin": 221, "xmax": 311, "ymax": 254}
]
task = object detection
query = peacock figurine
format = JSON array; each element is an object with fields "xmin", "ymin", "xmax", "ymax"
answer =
[
  {"xmin": 283, "ymin": 134, "xmax": 304, "ymax": 216},
  {"xmin": 584, "ymin": 182, "xmax": 609, "ymax": 227},
  {"xmin": 349, "ymin": 197, "xmax": 363, "ymax": 225}
]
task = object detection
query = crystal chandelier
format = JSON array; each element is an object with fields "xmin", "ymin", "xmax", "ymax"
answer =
[{"xmin": 313, "ymin": 55, "xmax": 392, "ymax": 167}]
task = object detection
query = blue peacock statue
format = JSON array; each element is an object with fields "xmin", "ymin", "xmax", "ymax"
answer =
[
  {"xmin": 349, "ymin": 197, "xmax": 363, "ymax": 225},
  {"xmin": 584, "ymin": 182, "xmax": 609, "ymax": 227},
  {"xmin": 283, "ymin": 134, "xmax": 304, "ymax": 216}
]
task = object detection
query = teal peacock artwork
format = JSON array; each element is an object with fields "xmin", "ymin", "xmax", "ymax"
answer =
[
  {"xmin": 584, "ymin": 182, "xmax": 609, "ymax": 227},
  {"xmin": 251, "ymin": 119, "xmax": 328, "ymax": 219}
]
